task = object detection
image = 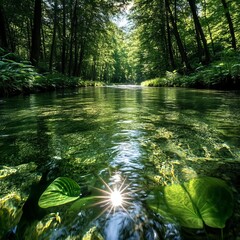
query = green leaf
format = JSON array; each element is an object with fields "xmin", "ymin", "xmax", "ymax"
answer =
[
  {"xmin": 147, "ymin": 187, "xmax": 178, "ymax": 224},
  {"xmin": 147, "ymin": 177, "xmax": 233, "ymax": 229},
  {"xmin": 164, "ymin": 183, "xmax": 203, "ymax": 228},
  {"xmin": 68, "ymin": 196, "xmax": 99, "ymax": 212},
  {"xmin": 38, "ymin": 177, "xmax": 81, "ymax": 208},
  {"xmin": 183, "ymin": 177, "xmax": 233, "ymax": 228}
]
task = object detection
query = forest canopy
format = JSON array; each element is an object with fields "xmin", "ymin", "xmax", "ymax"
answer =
[{"xmin": 0, "ymin": 0, "xmax": 240, "ymax": 95}]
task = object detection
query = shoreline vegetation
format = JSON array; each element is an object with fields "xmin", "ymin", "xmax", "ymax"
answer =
[
  {"xmin": 141, "ymin": 50, "xmax": 240, "ymax": 90},
  {"xmin": 1, "ymin": 0, "xmax": 240, "ymax": 97},
  {"xmin": 1, "ymin": 49, "xmax": 240, "ymax": 97},
  {"xmin": 0, "ymin": 49, "xmax": 104, "ymax": 97}
]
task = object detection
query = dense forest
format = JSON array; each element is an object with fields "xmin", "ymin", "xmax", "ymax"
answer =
[{"xmin": 0, "ymin": 0, "xmax": 240, "ymax": 96}]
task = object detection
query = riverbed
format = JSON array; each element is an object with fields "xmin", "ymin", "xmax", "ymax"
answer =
[{"xmin": 1, "ymin": 86, "xmax": 240, "ymax": 239}]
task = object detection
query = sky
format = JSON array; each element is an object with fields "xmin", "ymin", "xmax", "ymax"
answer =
[{"xmin": 113, "ymin": 2, "xmax": 134, "ymax": 28}]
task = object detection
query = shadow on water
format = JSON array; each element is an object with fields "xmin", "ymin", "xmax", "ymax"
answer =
[{"xmin": 14, "ymin": 116, "xmax": 55, "ymax": 239}]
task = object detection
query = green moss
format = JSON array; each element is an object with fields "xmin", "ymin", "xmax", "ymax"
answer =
[{"xmin": 0, "ymin": 162, "xmax": 41, "ymax": 239}]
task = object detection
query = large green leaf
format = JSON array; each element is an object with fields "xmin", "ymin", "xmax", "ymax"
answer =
[
  {"xmin": 147, "ymin": 177, "xmax": 233, "ymax": 229},
  {"xmin": 38, "ymin": 177, "xmax": 81, "ymax": 208},
  {"xmin": 164, "ymin": 183, "xmax": 203, "ymax": 228},
  {"xmin": 183, "ymin": 177, "xmax": 233, "ymax": 228},
  {"xmin": 68, "ymin": 196, "xmax": 99, "ymax": 213}
]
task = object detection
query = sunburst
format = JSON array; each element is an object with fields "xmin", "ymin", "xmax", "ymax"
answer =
[{"xmin": 90, "ymin": 175, "xmax": 133, "ymax": 218}]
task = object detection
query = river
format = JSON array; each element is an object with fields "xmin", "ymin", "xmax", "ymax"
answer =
[{"xmin": 0, "ymin": 86, "xmax": 240, "ymax": 239}]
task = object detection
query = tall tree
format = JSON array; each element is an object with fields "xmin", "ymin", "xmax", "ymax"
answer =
[
  {"xmin": 188, "ymin": 0, "xmax": 210, "ymax": 64},
  {"xmin": 0, "ymin": 4, "xmax": 9, "ymax": 50},
  {"xmin": 30, "ymin": 0, "xmax": 42, "ymax": 66},
  {"xmin": 49, "ymin": 0, "xmax": 58, "ymax": 71},
  {"xmin": 61, "ymin": 0, "xmax": 66, "ymax": 74},
  {"xmin": 68, "ymin": 0, "xmax": 78, "ymax": 76},
  {"xmin": 165, "ymin": 0, "xmax": 192, "ymax": 71},
  {"xmin": 220, "ymin": 0, "xmax": 236, "ymax": 50},
  {"xmin": 202, "ymin": 0, "xmax": 215, "ymax": 55},
  {"xmin": 165, "ymin": 2, "xmax": 175, "ymax": 69}
]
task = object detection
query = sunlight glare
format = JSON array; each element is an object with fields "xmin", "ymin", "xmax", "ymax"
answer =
[
  {"xmin": 91, "ymin": 175, "xmax": 134, "ymax": 219},
  {"xmin": 111, "ymin": 189, "xmax": 123, "ymax": 207}
]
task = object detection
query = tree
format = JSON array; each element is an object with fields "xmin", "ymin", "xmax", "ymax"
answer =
[
  {"xmin": 0, "ymin": 4, "xmax": 9, "ymax": 50},
  {"xmin": 165, "ymin": 5, "xmax": 176, "ymax": 70},
  {"xmin": 165, "ymin": 0, "xmax": 192, "ymax": 71},
  {"xmin": 30, "ymin": 0, "xmax": 42, "ymax": 66},
  {"xmin": 220, "ymin": 0, "xmax": 236, "ymax": 50},
  {"xmin": 188, "ymin": 0, "xmax": 210, "ymax": 64},
  {"xmin": 61, "ymin": 0, "xmax": 66, "ymax": 74},
  {"xmin": 49, "ymin": 0, "xmax": 58, "ymax": 71},
  {"xmin": 1, "ymin": 0, "xmax": 239, "ymax": 86}
]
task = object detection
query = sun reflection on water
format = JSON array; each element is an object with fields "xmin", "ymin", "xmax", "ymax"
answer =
[
  {"xmin": 92, "ymin": 174, "xmax": 133, "ymax": 218},
  {"xmin": 111, "ymin": 189, "xmax": 122, "ymax": 207}
]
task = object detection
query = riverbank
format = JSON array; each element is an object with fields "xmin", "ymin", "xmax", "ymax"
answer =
[
  {"xmin": 2, "ymin": 49, "xmax": 240, "ymax": 97},
  {"xmin": 0, "ymin": 49, "xmax": 104, "ymax": 97},
  {"xmin": 141, "ymin": 51, "xmax": 240, "ymax": 90}
]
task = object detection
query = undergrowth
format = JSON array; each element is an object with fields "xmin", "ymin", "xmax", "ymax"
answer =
[
  {"xmin": 0, "ymin": 48, "xmax": 104, "ymax": 97},
  {"xmin": 141, "ymin": 50, "xmax": 240, "ymax": 89}
]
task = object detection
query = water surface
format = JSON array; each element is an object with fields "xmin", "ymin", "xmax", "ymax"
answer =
[{"xmin": 1, "ymin": 86, "xmax": 240, "ymax": 239}]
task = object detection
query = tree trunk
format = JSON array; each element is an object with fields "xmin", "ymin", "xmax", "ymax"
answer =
[
  {"xmin": 61, "ymin": 0, "xmax": 66, "ymax": 74},
  {"xmin": 73, "ymin": 40, "xmax": 78, "ymax": 76},
  {"xmin": 203, "ymin": 0, "xmax": 215, "ymax": 55},
  {"xmin": 0, "ymin": 5, "xmax": 9, "ymax": 50},
  {"xmin": 49, "ymin": 0, "xmax": 58, "ymax": 71},
  {"xmin": 195, "ymin": 26, "xmax": 204, "ymax": 62},
  {"xmin": 91, "ymin": 56, "xmax": 97, "ymax": 81},
  {"xmin": 72, "ymin": 0, "xmax": 78, "ymax": 76},
  {"xmin": 76, "ymin": 43, "xmax": 85, "ymax": 76},
  {"xmin": 165, "ymin": 7, "xmax": 176, "ymax": 69},
  {"xmin": 41, "ymin": 24, "xmax": 46, "ymax": 60},
  {"xmin": 165, "ymin": 0, "xmax": 192, "ymax": 71},
  {"xmin": 188, "ymin": 0, "xmax": 210, "ymax": 64},
  {"xmin": 68, "ymin": 0, "xmax": 77, "ymax": 76},
  {"xmin": 159, "ymin": 0, "xmax": 169, "ymax": 72},
  {"xmin": 220, "ymin": 0, "xmax": 236, "ymax": 50},
  {"xmin": 27, "ymin": 19, "xmax": 32, "ymax": 57},
  {"xmin": 30, "ymin": 0, "xmax": 42, "ymax": 66}
]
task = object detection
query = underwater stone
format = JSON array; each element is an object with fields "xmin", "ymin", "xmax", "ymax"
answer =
[{"xmin": 0, "ymin": 162, "xmax": 41, "ymax": 239}]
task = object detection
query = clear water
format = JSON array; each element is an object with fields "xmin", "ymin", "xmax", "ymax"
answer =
[{"xmin": 0, "ymin": 86, "xmax": 240, "ymax": 239}]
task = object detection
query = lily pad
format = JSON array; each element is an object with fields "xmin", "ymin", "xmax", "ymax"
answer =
[
  {"xmin": 38, "ymin": 177, "xmax": 81, "ymax": 208},
  {"xmin": 147, "ymin": 177, "xmax": 233, "ymax": 229}
]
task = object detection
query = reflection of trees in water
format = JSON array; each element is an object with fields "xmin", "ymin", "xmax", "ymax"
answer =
[
  {"xmin": 36, "ymin": 116, "xmax": 51, "ymax": 167},
  {"xmin": 15, "ymin": 115, "xmax": 52, "ymax": 238}
]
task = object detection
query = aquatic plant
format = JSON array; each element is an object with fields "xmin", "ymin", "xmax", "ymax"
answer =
[
  {"xmin": 39, "ymin": 176, "xmax": 234, "ymax": 235},
  {"xmin": 38, "ymin": 177, "xmax": 81, "ymax": 208},
  {"xmin": 38, "ymin": 176, "xmax": 131, "ymax": 213},
  {"xmin": 147, "ymin": 177, "xmax": 234, "ymax": 238}
]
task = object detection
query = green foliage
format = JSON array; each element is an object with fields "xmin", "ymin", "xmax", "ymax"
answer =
[
  {"xmin": 1, "ymin": 0, "xmax": 240, "ymax": 89},
  {"xmin": 44, "ymin": 72, "xmax": 104, "ymax": 88},
  {"xmin": 141, "ymin": 71, "xmax": 180, "ymax": 87},
  {"xmin": 1, "ymin": 0, "xmax": 129, "ymax": 86},
  {"xmin": 130, "ymin": 0, "xmax": 240, "ymax": 84},
  {"xmin": 38, "ymin": 177, "xmax": 81, "ymax": 208},
  {"xmin": 141, "ymin": 51, "xmax": 240, "ymax": 89},
  {"xmin": 38, "ymin": 177, "xmax": 100, "ymax": 210},
  {"xmin": 141, "ymin": 77, "xmax": 167, "ymax": 87},
  {"xmin": 0, "ymin": 49, "xmax": 104, "ymax": 96},
  {"xmin": 68, "ymin": 196, "xmax": 99, "ymax": 213},
  {"xmin": 0, "ymin": 50, "xmax": 44, "ymax": 95},
  {"xmin": 147, "ymin": 177, "xmax": 234, "ymax": 229}
]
